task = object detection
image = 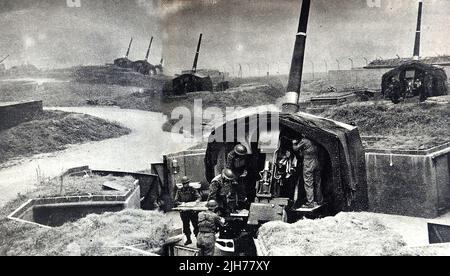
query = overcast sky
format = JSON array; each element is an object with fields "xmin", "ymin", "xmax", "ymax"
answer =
[{"xmin": 0, "ymin": 0, "xmax": 449, "ymax": 74}]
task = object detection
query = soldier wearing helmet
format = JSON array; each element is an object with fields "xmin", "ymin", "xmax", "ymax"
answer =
[
  {"xmin": 227, "ymin": 144, "xmax": 249, "ymax": 178},
  {"xmin": 196, "ymin": 200, "xmax": 225, "ymax": 256},
  {"xmin": 174, "ymin": 176, "xmax": 201, "ymax": 245},
  {"xmin": 225, "ymin": 144, "xmax": 250, "ymax": 210},
  {"xmin": 207, "ymin": 169, "xmax": 240, "ymax": 215}
]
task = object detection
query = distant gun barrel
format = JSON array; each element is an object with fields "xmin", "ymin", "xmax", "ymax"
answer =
[
  {"xmin": 413, "ymin": 1, "xmax": 423, "ymax": 59},
  {"xmin": 125, "ymin": 37, "xmax": 133, "ymax": 58},
  {"xmin": 0, "ymin": 55, "xmax": 10, "ymax": 64},
  {"xmin": 192, "ymin": 33, "xmax": 203, "ymax": 73},
  {"xmin": 145, "ymin": 37, "xmax": 154, "ymax": 61},
  {"xmin": 283, "ymin": 0, "xmax": 311, "ymax": 113}
]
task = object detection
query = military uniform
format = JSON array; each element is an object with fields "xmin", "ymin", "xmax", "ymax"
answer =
[
  {"xmin": 175, "ymin": 185, "xmax": 201, "ymax": 240},
  {"xmin": 197, "ymin": 210, "xmax": 224, "ymax": 256},
  {"xmin": 297, "ymin": 138, "xmax": 323, "ymax": 206},
  {"xmin": 422, "ymin": 74, "xmax": 433, "ymax": 102},
  {"xmin": 226, "ymin": 150, "xmax": 248, "ymax": 209},
  {"xmin": 208, "ymin": 175, "xmax": 238, "ymax": 215},
  {"xmin": 226, "ymin": 150, "xmax": 248, "ymax": 177}
]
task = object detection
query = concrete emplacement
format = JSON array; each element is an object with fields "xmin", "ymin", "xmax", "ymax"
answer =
[
  {"xmin": 164, "ymin": 141, "xmax": 450, "ymax": 219},
  {"xmin": 0, "ymin": 101, "xmax": 43, "ymax": 131},
  {"xmin": 6, "ymin": 166, "xmax": 185, "ymax": 256},
  {"xmin": 7, "ymin": 167, "xmax": 141, "ymax": 229}
]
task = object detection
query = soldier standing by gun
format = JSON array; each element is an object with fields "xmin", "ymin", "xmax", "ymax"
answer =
[
  {"xmin": 174, "ymin": 176, "xmax": 201, "ymax": 246},
  {"xmin": 292, "ymin": 137, "xmax": 323, "ymax": 209},
  {"xmin": 226, "ymin": 144, "xmax": 249, "ymax": 210},
  {"xmin": 208, "ymin": 169, "xmax": 239, "ymax": 215},
  {"xmin": 197, "ymin": 200, "xmax": 225, "ymax": 256}
]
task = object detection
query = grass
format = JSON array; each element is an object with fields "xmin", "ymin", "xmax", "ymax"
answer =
[
  {"xmin": 2, "ymin": 209, "xmax": 172, "ymax": 256},
  {"xmin": 0, "ymin": 110, "xmax": 131, "ymax": 165},
  {"xmin": 258, "ymin": 212, "xmax": 443, "ymax": 256},
  {"xmin": 41, "ymin": 175, "xmax": 136, "ymax": 197},
  {"xmin": 0, "ymin": 81, "xmax": 145, "ymax": 107},
  {"xmin": 314, "ymin": 101, "xmax": 450, "ymax": 150},
  {"xmin": 0, "ymin": 174, "xmax": 171, "ymax": 256}
]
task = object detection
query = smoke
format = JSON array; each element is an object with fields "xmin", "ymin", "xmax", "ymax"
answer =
[
  {"xmin": 23, "ymin": 36, "xmax": 36, "ymax": 50},
  {"xmin": 136, "ymin": 0, "xmax": 221, "ymax": 18}
]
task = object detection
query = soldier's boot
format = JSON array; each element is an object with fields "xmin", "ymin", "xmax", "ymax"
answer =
[{"xmin": 185, "ymin": 235, "xmax": 193, "ymax": 246}]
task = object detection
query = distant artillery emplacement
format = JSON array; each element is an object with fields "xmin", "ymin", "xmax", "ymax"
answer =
[
  {"xmin": 171, "ymin": 33, "xmax": 213, "ymax": 95},
  {"xmin": 382, "ymin": 61, "xmax": 448, "ymax": 103},
  {"xmin": 114, "ymin": 37, "xmax": 135, "ymax": 69},
  {"xmin": 132, "ymin": 37, "xmax": 158, "ymax": 76},
  {"xmin": 382, "ymin": 1, "xmax": 448, "ymax": 103}
]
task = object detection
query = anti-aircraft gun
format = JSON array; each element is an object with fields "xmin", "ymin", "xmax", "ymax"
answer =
[
  {"xmin": 155, "ymin": 58, "xmax": 164, "ymax": 74},
  {"xmin": 206, "ymin": 0, "xmax": 367, "ymax": 256},
  {"xmin": 132, "ymin": 37, "xmax": 157, "ymax": 75},
  {"xmin": 171, "ymin": 34, "xmax": 213, "ymax": 95},
  {"xmin": 382, "ymin": 1, "xmax": 448, "ymax": 103},
  {"xmin": 114, "ymin": 37, "xmax": 134, "ymax": 69}
]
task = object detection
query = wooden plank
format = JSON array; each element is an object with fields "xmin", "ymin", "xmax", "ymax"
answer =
[{"xmin": 102, "ymin": 181, "xmax": 128, "ymax": 192}]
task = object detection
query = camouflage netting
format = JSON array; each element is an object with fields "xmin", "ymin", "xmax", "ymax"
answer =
[{"xmin": 382, "ymin": 61, "xmax": 448, "ymax": 98}]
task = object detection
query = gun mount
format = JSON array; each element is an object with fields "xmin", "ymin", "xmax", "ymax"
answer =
[
  {"xmin": 132, "ymin": 37, "xmax": 158, "ymax": 76},
  {"xmin": 171, "ymin": 34, "xmax": 213, "ymax": 95},
  {"xmin": 114, "ymin": 37, "xmax": 134, "ymax": 69}
]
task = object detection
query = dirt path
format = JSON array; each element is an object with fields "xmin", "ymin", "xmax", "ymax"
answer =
[{"xmin": 0, "ymin": 107, "xmax": 197, "ymax": 207}]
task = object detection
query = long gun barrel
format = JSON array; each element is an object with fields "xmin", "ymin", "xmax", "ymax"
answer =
[
  {"xmin": 125, "ymin": 37, "xmax": 133, "ymax": 58},
  {"xmin": 413, "ymin": 1, "xmax": 423, "ymax": 60},
  {"xmin": 0, "ymin": 55, "xmax": 10, "ymax": 64},
  {"xmin": 192, "ymin": 33, "xmax": 203, "ymax": 73},
  {"xmin": 283, "ymin": 0, "xmax": 311, "ymax": 113},
  {"xmin": 145, "ymin": 37, "xmax": 154, "ymax": 61}
]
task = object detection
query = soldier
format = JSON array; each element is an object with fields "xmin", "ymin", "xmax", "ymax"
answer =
[
  {"xmin": 388, "ymin": 76, "xmax": 402, "ymax": 104},
  {"xmin": 226, "ymin": 144, "xmax": 249, "ymax": 178},
  {"xmin": 174, "ymin": 176, "xmax": 201, "ymax": 245},
  {"xmin": 208, "ymin": 169, "xmax": 239, "ymax": 215},
  {"xmin": 422, "ymin": 72, "xmax": 433, "ymax": 102},
  {"xmin": 197, "ymin": 200, "xmax": 225, "ymax": 256},
  {"xmin": 226, "ymin": 144, "xmax": 249, "ymax": 210},
  {"xmin": 292, "ymin": 137, "xmax": 323, "ymax": 209}
]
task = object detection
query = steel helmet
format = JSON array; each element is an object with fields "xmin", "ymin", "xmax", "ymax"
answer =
[
  {"xmin": 181, "ymin": 176, "xmax": 191, "ymax": 185},
  {"xmin": 234, "ymin": 144, "xmax": 248, "ymax": 156},
  {"xmin": 206, "ymin": 200, "xmax": 219, "ymax": 211},
  {"xmin": 222, "ymin": 169, "xmax": 236, "ymax": 181}
]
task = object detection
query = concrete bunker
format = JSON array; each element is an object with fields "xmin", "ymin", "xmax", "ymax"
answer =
[
  {"xmin": 365, "ymin": 143, "xmax": 450, "ymax": 218},
  {"xmin": 8, "ymin": 166, "xmax": 162, "ymax": 228},
  {"xmin": 204, "ymin": 112, "xmax": 369, "ymax": 215}
]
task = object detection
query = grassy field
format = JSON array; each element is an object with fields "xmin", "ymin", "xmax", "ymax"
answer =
[
  {"xmin": 2, "ymin": 209, "xmax": 172, "ymax": 256},
  {"xmin": 0, "ymin": 173, "xmax": 171, "ymax": 256},
  {"xmin": 258, "ymin": 212, "xmax": 445, "ymax": 256},
  {"xmin": 43, "ymin": 175, "xmax": 136, "ymax": 197},
  {"xmin": 0, "ymin": 81, "xmax": 145, "ymax": 107},
  {"xmin": 0, "ymin": 110, "xmax": 131, "ymax": 166},
  {"xmin": 314, "ymin": 101, "xmax": 450, "ymax": 150}
]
